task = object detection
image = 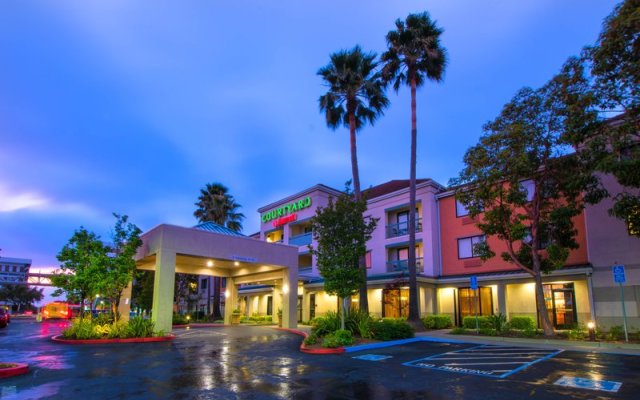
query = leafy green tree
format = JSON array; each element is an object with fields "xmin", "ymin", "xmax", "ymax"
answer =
[
  {"xmin": 309, "ymin": 183, "xmax": 377, "ymax": 329},
  {"xmin": 556, "ymin": 0, "xmax": 639, "ymax": 235},
  {"xmin": 0, "ymin": 284, "xmax": 44, "ymax": 312},
  {"xmin": 95, "ymin": 214, "xmax": 143, "ymax": 322},
  {"xmin": 52, "ymin": 228, "xmax": 106, "ymax": 318},
  {"xmin": 451, "ymin": 82, "xmax": 605, "ymax": 336},
  {"xmin": 131, "ymin": 271, "xmax": 154, "ymax": 314},
  {"xmin": 381, "ymin": 12, "xmax": 447, "ymax": 329},
  {"xmin": 318, "ymin": 46, "xmax": 389, "ymax": 313},
  {"xmin": 174, "ymin": 273, "xmax": 199, "ymax": 314},
  {"xmin": 194, "ymin": 182, "xmax": 244, "ymax": 319}
]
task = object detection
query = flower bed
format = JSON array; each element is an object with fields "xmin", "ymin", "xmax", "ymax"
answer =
[
  {"xmin": 0, "ymin": 363, "xmax": 29, "ymax": 379},
  {"xmin": 57, "ymin": 316, "xmax": 170, "ymax": 342}
]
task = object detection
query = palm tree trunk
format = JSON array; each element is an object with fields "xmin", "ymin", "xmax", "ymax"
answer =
[
  {"xmin": 349, "ymin": 111, "xmax": 369, "ymax": 314},
  {"xmin": 407, "ymin": 77, "xmax": 422, "ymax": 330}
]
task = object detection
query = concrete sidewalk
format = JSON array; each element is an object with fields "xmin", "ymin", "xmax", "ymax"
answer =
[{"xmin": 418, "ymin": 329, "xmax": 640, "ymax": 356}]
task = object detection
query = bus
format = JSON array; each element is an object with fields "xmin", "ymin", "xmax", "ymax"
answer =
[{"xmin": 42, "ymin": 302, "xmax": 81, "ymax": 320}]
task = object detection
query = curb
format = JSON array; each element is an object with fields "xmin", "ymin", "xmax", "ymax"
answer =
[
  {"xmin": 439, "ymin": 333, "xmax": 640, "ymax": 351},
  {"xmin": 51, "ymin": 334, "xmax": 176, "ymax": 344},
  {"xmin": 274, "ymin": 327, "xmax": 345, "ymax": 354},
  {"xmin": 172, "ymin": 323, "xmax": 226, "ymax": 329},
  {"xmin": 0, "ymin": 363, "xmax": 28, "ymax": 379}
]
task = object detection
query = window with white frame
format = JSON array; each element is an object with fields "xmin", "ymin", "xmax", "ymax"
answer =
[
  {"xmin": 457, "ymin": 235, "xmax": 486, "ymax": 259},
  {"xmin": 456, "ymin": 199, "xmax": 469, "ymax": 217}
]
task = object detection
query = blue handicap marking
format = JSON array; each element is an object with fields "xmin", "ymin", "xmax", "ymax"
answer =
[
  {"xmin": 554, "ymin": 376, "xmax": 622, "ymax": 393},
  {"xmin": 352, "ymin": 354, "xmax": 393, "ymax": 361}
]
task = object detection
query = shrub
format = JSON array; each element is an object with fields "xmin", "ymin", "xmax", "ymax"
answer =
[
  {"xmin": 172, "ymin": 314, "xmax": 189, "ymax": 325},
  {"xmin": 311, "ymin": 311, "xmax": 340, "ymax": 337},
  {"xmin": 265, "ymin": 316, "xmax": 273, "ymax": 322},
  {"xmin": 322, "ymin": 329, "xmax": 353, "ymax": 348},
  {"xmin": 607, "ymin": 325, "xmax": 624, "ymax": 341},
  {"xmin": 450, "ymin": 327, "xmax": 467, "ymax": 335},
  {"xmin": 108, "ymin": 322, "xmax": 130, "ymax": 339},
  {"xmin": 567, "ymin": 324, "xmax": 586, "ymax": 340},
  {"xmin": 510, "ymin": 316, "xmax": 536, "ymax": 331},
  {"xmin": 93, "ymin": 313, "xmax": 115, "ymax": 325},
  {"xmin": 488, "ymin": 313, "xmax": 508, "ymax": 333},
  {"xmin": 478, "ymin": 328, "xmax": 498, "ymax": 336},
  {"xmin": 346, "ymin": 308, "xmax": 372, "ymax": 336},
  {"xmin": 462, "ymin": 316, "xmax": 491, "ymax": 329},
  {"xmin": 128, "ymin": 316, "xmax": 155, "ymax": 338},
  {"xmin": 422, "ymin": 315, "xmax": 453, "ymax": 329},
  {"xmin": 240, "ymin": 316, "xmax": 249, "ymax": 323},
  {"xmin": 303, "ymin": 334, "xmax": 318, "ymax": 346},
  {"xmin": 370, "ymin": 319, "xmax": 414, "ymax": 341},
  {"xmin": 62, "ymin": 318, "xmax": 101, "ymax": 340}
]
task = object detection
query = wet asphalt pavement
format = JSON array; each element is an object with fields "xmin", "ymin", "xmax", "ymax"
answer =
[{"xmin": 1, "ymin": 319, "xmax": 639, "ymax": 399}]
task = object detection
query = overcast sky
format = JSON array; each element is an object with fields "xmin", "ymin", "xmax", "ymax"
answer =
[{"xmin": 0, "ymin": 0, "xmax": 619, "ymax": 272}]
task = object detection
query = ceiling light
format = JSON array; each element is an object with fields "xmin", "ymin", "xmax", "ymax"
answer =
[
  {"xmin": 206, "ymin": 260, "xmax": 213, "ymax": 267},
  {"xmin": 234, "ymin": 261, "xmax": 239, "ymax": 266}
]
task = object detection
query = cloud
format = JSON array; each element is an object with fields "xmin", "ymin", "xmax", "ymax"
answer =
[
  {"xmin": 0, "ymin": 182, "xmax": 102, "ymax": 220},
  {"xmin": 0, "ymin": 184, "xmax": 49, "ymax": 212}
]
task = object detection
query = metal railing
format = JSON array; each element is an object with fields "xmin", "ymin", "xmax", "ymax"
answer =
[
  {"xmin": 386, "ymin": 218, "xmax": 422, "ymax": 238},
  {"xmin": 289, "ymin": 232, "xmax": 312, "ymax": 246},
  {"xmin": 386, "ymin": 257, "xmax": 424, "ymax": 273}
]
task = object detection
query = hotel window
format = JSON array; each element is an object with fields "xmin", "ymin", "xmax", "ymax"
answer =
[
  {"xmin": 365, "ymin": 251, "xmax": 372, "ymax": 269},
  {"xmin": 200, "ymin": 278, "xmax": 208, "ymax": 290},
  {"xmin": 523, "ymin": 227, "xmax": 549, "ymax": 250},
  {"xmin": 455, "ymin": 199, "xmax": 469, "ymax": 217},
  {"xmin": 457, "ymin": 235, "xmax": 485, "ymax": 259},
  {"xmin": 520, "ymin": 179, "xmax": 535, "ymax": 202}
]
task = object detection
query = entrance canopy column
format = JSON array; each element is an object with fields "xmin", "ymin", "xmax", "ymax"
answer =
[
  {"xmin": 152, "ymin": 249, "xmax": 176, "ymax": 333},
  {"xmin": 223, "ymin": 277, "xmax": 237, "ymax": 324}
]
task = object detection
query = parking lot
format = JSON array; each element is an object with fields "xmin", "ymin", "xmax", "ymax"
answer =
[{"xmin": 1, "ymin": 320, "xmax": 639, "ymax": 399}]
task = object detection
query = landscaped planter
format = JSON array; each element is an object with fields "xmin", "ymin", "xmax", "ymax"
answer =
[
  {"xmin": 0, "ymin": 363, "xmax": 29, "ymax": 379},
  {"xmin": 51, "ymin": 334, "xmax": 175, "ymax": 344}
]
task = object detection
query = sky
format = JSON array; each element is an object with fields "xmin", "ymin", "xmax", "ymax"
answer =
[{"xmin": 0, "ymin": 0, "xmax": 620, "ymax": 274}]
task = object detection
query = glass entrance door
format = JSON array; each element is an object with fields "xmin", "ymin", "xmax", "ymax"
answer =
[
  {"xmin": 309, "ymin": 294, "xmax": 316, "ymax": 320},
  {"xmin": 552, "ymin": 289, "xmax": 576, "ymax": 328}
]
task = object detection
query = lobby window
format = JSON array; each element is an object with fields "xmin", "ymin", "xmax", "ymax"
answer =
[
  {"xmin": 200, "ymin": 278, "xmax": 208, "ymax": 290},
  {"xmin": 382, "ymin": 288, "xmax": 409, "ymax": 318},
  {"xmin": 457, "ymin": 235, "xmax": 485, "ymax": 259},
  {"xmin": 457, "ymin": 287, "xmax": 493, "ymax": 325}
]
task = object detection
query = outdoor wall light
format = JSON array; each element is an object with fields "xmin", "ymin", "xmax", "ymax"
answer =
[
  {"xmin": 282, "ymin": 284, "xmax": 289, "ymax": 294},
  {"xmin": 587, "ymin": 321, "xmax": 596, "ymax": 341},
  {"xmin": 224, "ymin": 291, "xmax": 230, "ymax": 298},
  {"xmin": 206, "ymin": 260, "xmax": 213, "ymax": 267}
]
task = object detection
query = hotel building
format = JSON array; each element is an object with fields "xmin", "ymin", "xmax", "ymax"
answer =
[{"xmin": 231, "ymin": 178, "xmax": 638, "ymax": 330}]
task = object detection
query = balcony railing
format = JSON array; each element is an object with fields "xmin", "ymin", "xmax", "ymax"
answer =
[
  {"xmin": 386, "ymin": 219, "xmax": 422, "ymax": 238},
  {"xmin": 386, "ymin": 257, "xmax": 424, "ymax": 273},
  {"xmin": 289, "ymin": 232, "xmax": 312, "ymax": 246}
]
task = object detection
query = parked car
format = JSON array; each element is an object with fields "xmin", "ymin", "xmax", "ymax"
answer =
[{"xmin": 0, "ymin": 308, "xmax": 8, "ymax": 328}]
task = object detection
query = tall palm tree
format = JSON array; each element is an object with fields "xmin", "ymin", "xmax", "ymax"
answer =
[
  {"xmin": 381, "ymin": 12, "xmax": 447, "ymax": 329},
  {"xmin": 194, "ymin": 182, "xmax": 245, "ymax": 320},
  {"xmin": 318, "ymin": 45, "xmax": 389, "ymax": 313}
]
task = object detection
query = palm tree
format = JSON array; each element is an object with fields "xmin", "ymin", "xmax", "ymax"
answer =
[
  {"xmin": 194, "ymin": 182, "xmax": 245, "ymax": 320},
  {"xmin": 318, "ymin": 45, "xmax": 389, "ymax": 313},
  {"xmin": 381, "ymin": 12, "xmax": 447, "ymax": 329}
]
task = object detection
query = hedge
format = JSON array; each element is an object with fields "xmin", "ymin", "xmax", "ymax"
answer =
[
  {"xmin": 422, "ymin": 315, "xmax": 453, "ymax": 329},
  {"xmin": 462, "ymin": 316, "xmax": 492, "ymax": 329},
  {"xmin": 509, "ymin": 316, "xmax": 536, "ymax": 330}
]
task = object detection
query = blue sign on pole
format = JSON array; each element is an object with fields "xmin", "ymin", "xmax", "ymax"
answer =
[
  {"xmin": 612, "ymin": 265, "xmax": 626, "ymax": 284},
  {"xmin": 470, "ymin": 276, "xmax": 478, "ymax": 290}
]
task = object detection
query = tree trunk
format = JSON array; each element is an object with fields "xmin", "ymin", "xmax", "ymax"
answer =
[
  {"xmin": 341, "ymin": 297, "xmax": 348, "ymax": 330},
  {"xmin": 349, "ymin": 109, "xmax": 369, "ymax": 314},
  {"xmin": 211, "ymin": 277, "xmax": 223, "ymax": 320},
  {"xmin": 407, "ymin": 77, "xmax": 422, "ymax": 331},
  {"xmin": 533, "ymin": 272, "xmax": 554, "ymax": 336}
]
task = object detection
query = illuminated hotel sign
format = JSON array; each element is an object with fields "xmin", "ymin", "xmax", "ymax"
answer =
[{"xmin": 262, "ymin": 196, "xmax": 312, "ymax": 226}]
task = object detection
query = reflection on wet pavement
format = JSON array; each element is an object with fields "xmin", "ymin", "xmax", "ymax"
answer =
[{"xmin": 1, "ymin": 320, "xmax": 639, "ymax": 399}]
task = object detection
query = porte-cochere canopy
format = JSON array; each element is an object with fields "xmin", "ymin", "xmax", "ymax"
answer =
[{"xmin": 125, "ymin": 223, "xmax": 298, "ymax": 333}]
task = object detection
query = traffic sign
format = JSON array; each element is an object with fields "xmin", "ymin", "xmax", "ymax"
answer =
[
  {"xmin": 470, "ymin": 276, "xmax": 478, "ymax": 290},
  {"xmin": 612, "ymin": 265, "xmax": 626, "ymax": 284}
]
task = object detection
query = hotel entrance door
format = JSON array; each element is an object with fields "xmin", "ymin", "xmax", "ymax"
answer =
[{"xmin": 544, "ymin": 283, "xmax": 577, "ymax": 329}]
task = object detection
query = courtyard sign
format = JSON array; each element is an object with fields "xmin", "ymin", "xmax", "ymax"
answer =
[{"xmin": 261, "ymin": 196, "xmax": 312, "ymax": 224}]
